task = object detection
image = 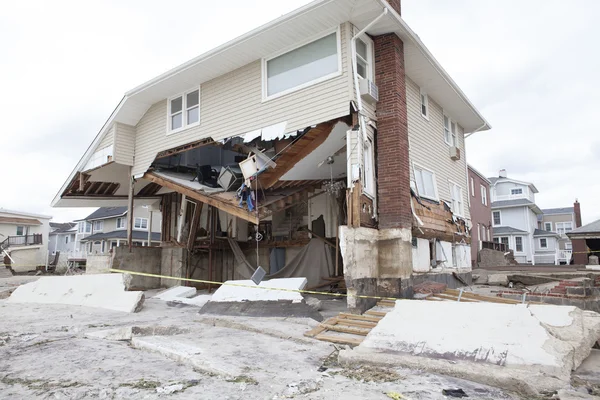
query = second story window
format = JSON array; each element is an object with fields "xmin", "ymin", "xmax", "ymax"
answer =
[
  {"xmin": 116, "ymin": 217, "xmax": 126, "ymax": 229},
  {"xmin": 470, "ymin": 177, "xmax": 475, "ymax": 197},
  {"xmin": 93, "ymin": 220, "xmax": 103, "ymax": 232},
  {"xmin": 356, "ymin": 36, "xmax": 373, "ymax": 80},
  {"xmin": 16, "ymin": 226, "xmax": 25, "ymax": 236},
  {"xmin": 78, "ymin": 221, "xmax": 92, "ymax": 234},
  {"xmin": 511, "ymin": 188, "xmax": 523, "ymax": 195},
  {"xmin": 540, "ymin": 238, "xmax": 548, "ymax": 248},
  {"xmin": 264, "ymin": 29, "xmax": 340, "ymax": 99},
  {"xmin": 556, "ymin": 222, "xmax": 573, "ymax": 235},
  {"xmin": 168, "ymin": 88, "xmax": 200, "ymax": 134},
  {"xmin": 443, "ymin": 115, "xmax": 456, "ymax": 146},
  {"xmin": 134, "ymin": 218, "xmax": 148, "ymax": 230},
  {"xmin": 493, "ymin": 211, "xmax": 501, "ymax": 226},
  {"xmin": 544, "ymin": 222, "xmax": 552, "ymax": 231},
  {"xmin": 413, "ymin": 164, "xmax": 438, "ymax": 201},
  {"xmin": 481, "ymin": 185, "xmax": 487, "ymax": 206},
  {"xmin": 449, "ymin": 182, "xmax": 464, "ymax": 216},
  {"xmin": 420, "ymin": 90, "xmax": 429, "ymax": 119}
]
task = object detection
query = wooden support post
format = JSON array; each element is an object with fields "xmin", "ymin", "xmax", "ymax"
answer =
[
  {"xmin": 148, "ymin": 210, "xmax": 153, "ymax": 245},
  {"xmin": 187, "ymin": 201, "xmax": 204, "ymax": 251},
  {"xmin": 177, "ymin": 195, "xmax": 188, "ymax": 243},
  {"xmin": 335, "ymin": 225, "xmax": 340, "ymax": 276},
  {"xmin": 127, "ymin": 172, "xmax": 135, "ymax": 251}
]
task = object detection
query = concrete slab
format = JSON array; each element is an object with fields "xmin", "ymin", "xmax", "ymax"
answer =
[
  {"xmin": 6, "ymin": 273, "xmax": 144, "ymax": 313},
  {"xmin": 198, "ymin": 300, "xmax": 323, "ymax": 321},
  {"xmin": 210, "ymin": 278, "xmax": 307, "ymax": 303},
  {"xmin": 339, "ymin": 300, "xmax": 600, "ymax": 396},
  {"xmin": 574, "ymin": 349, "xmax": 600, "ymax": 385},
  {"xmin": 153, "ymin": 286, "xmax": 197, "ymax": 301}
]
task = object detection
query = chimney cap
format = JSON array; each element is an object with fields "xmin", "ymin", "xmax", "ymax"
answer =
[{"xmin": 499, "ymin": 169, "xmax": 507, "ymax": 178}]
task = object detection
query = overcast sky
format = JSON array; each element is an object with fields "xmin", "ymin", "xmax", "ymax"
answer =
[{"xmin": 1, "ymin": 0, "xmax": 598, "ymax": 224}]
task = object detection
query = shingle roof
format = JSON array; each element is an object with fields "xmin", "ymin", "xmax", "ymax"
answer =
[
  {"xmin": 80, "ymin": 230, "xmax": 160, "ymax": 242},
  {"xmin": 541, "ymin": 207, "xmax": 574, "ymax": 215},
  {"xmin": 533, "ymin": 228, "xmax": 559, "ymax": 237},
  {"xmin": 81, "ymin": 207, "xmax": 128, "ymax": 221},
  {"xmin": 491, "ymin": 199, "xmax": 534, "ymax": 208},
  {"xmin": 50, "ymin": 222, "xmax": 77, "ymax": 233},
  {"xmin": 493, "ymin": 226, "xmax": 528, "ymax": 234},
  {"xmin": 569, "ymin": 219, "xmax": 600, "ymax": 235},
  {"xmin": 488, "ymin": 177, "xmax": 499, "ymax": 185}
]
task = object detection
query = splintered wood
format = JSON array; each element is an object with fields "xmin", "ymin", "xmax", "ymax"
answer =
[{"xmin": 305, "ymin": 291, "xmax": 533, "ymax": 346}]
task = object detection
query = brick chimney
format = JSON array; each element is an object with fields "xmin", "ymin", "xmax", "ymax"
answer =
[
  {"xmin": 574, "ymin": 199, "xmax": 582, "ymax": 228},
  {"xmin": 387, "ymin": 0, "xmax": 401, "ymax": 14}
]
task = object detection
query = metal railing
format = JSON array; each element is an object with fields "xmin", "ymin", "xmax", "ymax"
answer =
[
  {"xmin": 481, "ymin": 241, "xmax": 508, "ymax": 252},
  {"xmin": 1, "ymin": 234, "xmax": 43, "ymax": 249}
]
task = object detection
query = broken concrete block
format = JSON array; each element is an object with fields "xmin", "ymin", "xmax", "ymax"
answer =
[
  {"xmin": 153, "ymin": 286, "xmax": 197, "ymax": 301},
  {"xmin": 305, "ymin": 297, "xmax": 322, "ymax": 311},
  {"xmin": 339, "ymin": 300, "xmax": 600, "ymax": 396},
  {"xmin": 84, "ymin": 327, "xmax": 133, "ymax": 341},
  {"xmin": 487, "ymin": 273, "xmax": 509, "ymax": 286},
  {"xmin": 211, "ymin": 278, "xmax": 307, "ymax": 303},
  {"xmin": 7, "ymin": 273, "xmax": 144, "ymax": 313}
]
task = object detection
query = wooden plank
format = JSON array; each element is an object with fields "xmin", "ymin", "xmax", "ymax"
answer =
[
  {"xmin": 314, "ymin": 334, "xmax": 363, "ymax": 346},
  {"xmin": 335, "ymin": 319, "xmax": 378, "ymax": 329},
  {"xmin": 187, "ymin": 201, "xmax": 203, "ymax": 251},
  {"xmin": 320, "ymin": 324, "xmax": 370, "ymax": 336},
  {"xmin": 434, "ymin": 293, "xmax": 479, "ymax": 302},
  {"xmin": 364, "ymin": 310, "xmax": 388, "ymax": 317},
  {"xmin": 444, "ymin": 289, "xmax": 524, "ymax": 304},
  {"xmin": 338, "ymin": 313, "xmax": 382, "ymax": 322},
  {"xmin": 304, "ymin": 317, "xmax": 338, "ymax": 338},
  {"xmin": 377, "ymin": 301, "xmax": 396, "ymax": 307},
  {"xmin": 144, "ymin": 172, "xmax": 260, "ymax": 224}
]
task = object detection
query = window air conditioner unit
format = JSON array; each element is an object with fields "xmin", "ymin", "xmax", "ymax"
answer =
[
  {"xmin": 359, "ymin": 78, "xmax": 379, "ymax": 104},
  {"xmin": 449, "ymin": 146, "xmax": 461, "ymax": 161}
]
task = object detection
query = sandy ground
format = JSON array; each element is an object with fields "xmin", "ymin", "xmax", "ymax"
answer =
[{"xmin": 0, "ymin": 281, "xmax": 524, "ymax": 399}]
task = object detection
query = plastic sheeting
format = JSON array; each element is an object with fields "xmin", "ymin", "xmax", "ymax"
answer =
[{"xmin": 227, "ymin": 238, "xmax": 334, "ymax": 288}]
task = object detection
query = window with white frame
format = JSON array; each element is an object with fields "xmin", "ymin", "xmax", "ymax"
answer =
[
  {"xmin": 556, "ymin": 222, "xmax": 573, "ymax": 235},
  {"xmin": 515, "ymin": 236, "xmax": 523, "ymax": 252},
  {"xmin": 413, "ymin": 164, "xmax": 438, "ymax": 200},
  {"xmin": 443, "ymin": 115, "xmax": 457, "ymax": 146},
  {"xmin": 493, "ymin": 237, "xmax": 499, "ymax": 243},
  {"xmin": 134, "ymin": 218, "xmax": 148, "ymax": 230},
  {"xmin": 92, "ymin": 220, "xmax": 103, "ymax": 232},
  {"xmin": 449, "ymin": 182, "xmax": 464, "ymax": 216},
  {"xmin": 470, "ymin": 177, "xmax": 475, "ymax": 197},
  {"xmin": 481, "ymin": 185, "xmax": 487, "ymax": 206},
  {"xmin": 420, "ymin": 89, "xmax": 429, "ymax": 119},
  {"xmin": 16, "ymin": 226, "xmax": 24, "ymax": 236},
  {"xmin": 540, "ymin": 238, "xmax": 548, "ymax": 248},
  {"xmin": 363, "ymin": 136, "xmax": 375, "ymax": 197},
  {"xmin": 565, "ymin": 242, "xmax": 573, "ymax": 250},
  {"xmin": 355, "ymin": 36, "xmax": 373, "ymax": 80},
  {"xmin": 493, "ymin": 211, "xmax": 501, "ymax": 226},
  {"xmin": 500, "ymin": 237, "xmax": 509, "ymax": 246},
  {"xmin": 544, "ymin": 222, "xmax": 552, "ymax": 232},
  {"xmin": 265, "ymin": 29, "xmax": 340, "ymax": 98},
  {"xmin": 511, "ymin": 188, "xmax": 523, "ymax": 195},
  {"xmin": 116, "ymin": 217, "xmax": 126, "ymax": 230},
  {"xmin": 78, "ymin": 221, "xmax": 92, "ymax": 234},
  {"xmin": 168, "ymin": 88, "xmax": 200, "ymax": 133}
]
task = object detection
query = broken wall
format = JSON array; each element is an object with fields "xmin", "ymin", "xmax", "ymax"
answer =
[{"xmin": 112, "ymin": 246, "xmax": 162, "ymax": 289}]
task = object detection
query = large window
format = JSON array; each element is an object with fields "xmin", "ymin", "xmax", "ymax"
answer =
[
  {"xmin": 443, "ymin": 115, "xmax": 457, "ymax": 146},
  {"xmin": 449, "ymin": 182, "xmax": 464, "ymax": 216},
  {"xmin": 134, "ymin": 218, "xmax": 149, "ymax": 230},
  {"xmin": 355, "ymin": 36, "xmax": 373, "ymax": 80},
  {"xmin": 515, "ymin": 236, "xmax": 523, "ymax": 252},
  {"xmin": 264, "ymin": 30, "xmax": 340, "ymax": 98},
  {"xmin": 413, "ymin": 164, "xmax": 438, "ymax": 200},
  {"xmin": 92, "ymin": 220, "xmax": 103, "ymax": 232},
  {"xmin": 116, "ymin": 217, "xmax": 126, "ymax": 230},
  {"xmin": 540, "ymin": 238, "xmax": 548, "ymax": 248},
  {"xmin": 78, "ymin": 221, "xmax": 92, "ymax": 234},
  {"xmin": 481, "ymin": 185, "xmax": 487, "ymax": 206},
  {"xmin": 493, "ymin": 211, "xmax": 501, "ymax": 226},
  {"xmin": 168, "ymin": 88, "xmax": 200, "ymax": 133},
  {"xmin": 556, "ymin": 222, "xmax": 573, "ymax": 235}
]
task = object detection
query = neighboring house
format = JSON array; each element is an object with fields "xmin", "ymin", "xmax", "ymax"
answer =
[
  {"xmin": 538, "ymin": 203, "xmax": 580, "ymax": 251},
  {"xmin": 48, "ymin": 222, "xmax": 77, "ymax": 256},
  {"xmin": 467, "ymin": 164, "xmax": 492, "ymax": 266},
  {"xmin": 567, "ymin": 209, "xmax": 600, "ymax": 265},
  {"xmin": 0, "ymin": 208, "xmax": 51, "ymax": 272},
  {"xmin": 52, "ymin": 0, "xmax": 490, "ymax": 309},
  {"xmin": 74, "ymin": 206, "xmax": 161, "ymax": 256}
]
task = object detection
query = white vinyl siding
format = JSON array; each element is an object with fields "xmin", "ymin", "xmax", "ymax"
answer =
[
  {"xmin": 132, "ymin": 23, "xmax": 350, "ymax": 177},
  {"xmin": 406, "ymin": 77, "xmax": 470, "ymax": 219},
  {"xmin": 97, "ymin": 126, "xmax": 114, "ymax": 151},
  {"xmin": 113, "ymin": 123, "xmax": 136, "ymax": 166}
]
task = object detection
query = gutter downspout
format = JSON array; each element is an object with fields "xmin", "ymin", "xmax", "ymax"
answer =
[{"xmin": 350, "ymin": 8, "xmax": 387, "ymax": 219}]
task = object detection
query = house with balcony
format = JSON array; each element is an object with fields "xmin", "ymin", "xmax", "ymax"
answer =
[
  {"xmin": 489, "ymin": 170, "xmax": 577, "ymax": 265},
  {"xmin": 0, "ymin": 208, "xmax": 51, "ymax": 273},
  {"xmin": 73, "ymin": 206, "xmax": 161, "ymax": 257},
  {"xmin": 48, "ymin": 222, "xmax": 78, "ymax": 257},
  {"xmin": 52, "ymin": 0, "xmax": 491, "ymax": 309}
]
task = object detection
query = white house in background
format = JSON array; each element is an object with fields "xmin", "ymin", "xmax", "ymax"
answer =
[
  {"xmin": 73, "ymin": 205, "xmax": 161, "ymax": 256},
  {"xmin": 489, "ymin": 170, "xmax": 570, "ymax": 265},
  {"xmin": 0, "ymin": 208, "xmax": 52, "ymax": 272},
  {"xmin": 48, "ymin": 222, "xmax": 78, "ymax": 257}
]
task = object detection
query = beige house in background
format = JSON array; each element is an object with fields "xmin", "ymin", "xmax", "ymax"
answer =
[{"xmin": 0, "ymin": 208, "xmax": 51, "ymax": 272}]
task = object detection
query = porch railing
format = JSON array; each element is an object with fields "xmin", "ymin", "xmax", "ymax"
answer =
[
  {"xmin": 556, "ymin": 250, "xmax": 572, "ymax": 263},
  {"xmin": 1, "ymin": 234, "xmax": 43, "ymax": 249}
]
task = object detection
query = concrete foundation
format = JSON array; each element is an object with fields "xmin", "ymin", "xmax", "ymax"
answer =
[
  {"xmin": 112, "ymin": 246, "xmax": 162, "ymax": 289},
  {"xmin": 161, "ymin": 247, "xmax": 186, "ymax": 287},
  {"xmin": 339, "ymin": 300, "xmax": 600, "ymax": 396},
  {"xmin": 340, "ymin": 226, "xmax": 412, "ymax": 312}
]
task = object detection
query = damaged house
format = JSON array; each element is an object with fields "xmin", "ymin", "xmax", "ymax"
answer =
[{"xmin": 52, "ymin": 0, "xmax": 490, "ymax": 311}]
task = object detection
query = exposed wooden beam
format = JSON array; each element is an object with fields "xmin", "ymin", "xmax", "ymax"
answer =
[
  {"xmin": 144, "ymin": 172, "xmax": 260, "ymax": 225},
  {"xmin": 187, "ymin": 201, "xmax": 203, "ymax": 251}
]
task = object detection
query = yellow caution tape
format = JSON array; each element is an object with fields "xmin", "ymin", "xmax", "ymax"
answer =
[{"xmin": 109, "ymin": 268, "xmax": 403, "ymax": 302}]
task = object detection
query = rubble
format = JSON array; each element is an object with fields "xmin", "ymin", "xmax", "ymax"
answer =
[
  {"xmin": 210, "ymin": 278, "xmax": 307, "ymax": 303},
  {"xmin": 6, "ymin": 273, "xmax": 144, "ymax": 313}
]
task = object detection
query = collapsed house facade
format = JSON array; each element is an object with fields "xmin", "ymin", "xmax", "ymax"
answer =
[{"xmin": 52, "ymin": 0, "xmax": 489, "ymax": 310}]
